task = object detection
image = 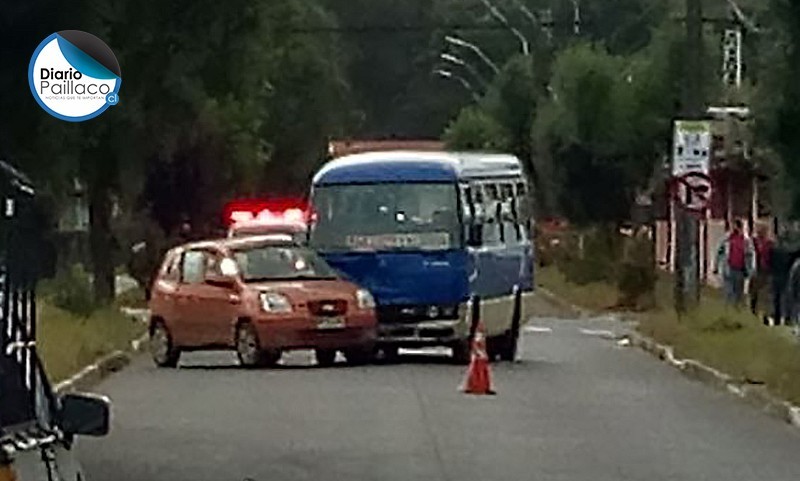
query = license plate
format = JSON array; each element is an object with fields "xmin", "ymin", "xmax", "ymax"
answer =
[{"xmin": 317, "ymin": 317, "xmax": 345, "ymax": 330}]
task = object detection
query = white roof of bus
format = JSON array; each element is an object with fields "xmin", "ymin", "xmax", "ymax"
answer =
[{"xmin": 313, "ymin": 150, "xmax": 523, "ymax": 183}]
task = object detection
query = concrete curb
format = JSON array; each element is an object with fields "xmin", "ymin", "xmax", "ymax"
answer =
[
  {"xmin": 537, "ymin": 288, "xmax": 800, "ymax": 430},
  {"xmin": 623, "ymin": 330, "xmax": 800, "ymax": 430},
  {"xmin": 53, "ymin": 308, "xmax": 149, "ymax": 394},
  {"xmin": 536, "ymin": 287, "xmax": 590, "ymax": 318}
]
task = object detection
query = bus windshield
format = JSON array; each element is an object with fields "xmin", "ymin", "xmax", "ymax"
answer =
[{"xmin": 310, "ymin": 183, "xmax": 460, "ymax": 252}]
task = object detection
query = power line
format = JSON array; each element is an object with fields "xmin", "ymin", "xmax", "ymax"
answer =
[{"xmin": 272, "ymin": 22, "xmax": 562, "ymax": 35}]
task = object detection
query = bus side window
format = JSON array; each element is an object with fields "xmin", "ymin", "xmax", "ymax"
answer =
[
  {"xmin": 482, "ymin": 183, "xmax": 502, "ymax": 246},
  {"xmin": 465, "ymin": 184, "xmax": 483, "ymax": 247},
  {"xmin": 460, "ymin": 185, "xmax": 474, "ymax": 221},
  {"xmin": 501, "ymin": 183, "xmax": 519, "ymax": 242},
  {"xmin": 515, "ymin": 181, "xmax": 531, "ymax": 240}
]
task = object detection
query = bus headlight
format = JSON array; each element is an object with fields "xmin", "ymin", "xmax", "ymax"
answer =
[
  {"xmin": 356, "ymin": 289, "xmax": 375, "ymax": 309},
  {"xmin": 441, "ymin": 305, "xmax": 458, "ymax": 318},
  {"xmin": 260, "ymin": 292, "xmax": 292, "ymax": 313}
]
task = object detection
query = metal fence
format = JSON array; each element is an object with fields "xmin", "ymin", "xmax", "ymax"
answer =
[{"xmin": 0, "ymin": 160, "xmax": 53, "ymax": 433}]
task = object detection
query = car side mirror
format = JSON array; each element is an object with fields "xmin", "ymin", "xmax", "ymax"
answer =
[{"xmin": 59, "ymin": 393, "xmax": 110, "ymax": 437}]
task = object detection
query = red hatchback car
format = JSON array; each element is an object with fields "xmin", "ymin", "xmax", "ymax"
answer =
[{"xmin": 148, "ymin": 235, "xmax": 377, "ymax": 367}]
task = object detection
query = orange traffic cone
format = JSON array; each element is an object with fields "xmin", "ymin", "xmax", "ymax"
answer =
[{"xmin": 461, "ymin": 321, "xmax": 496, "ymax": 395}]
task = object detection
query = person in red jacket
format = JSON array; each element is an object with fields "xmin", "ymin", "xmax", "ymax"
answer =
[
  {"xmin": 750, "ymin": 224, "xmax": 774, "ymax": 321},
  {"xmin": 714, "ymin": 219, "xmax": 755, "ymax": 307}
]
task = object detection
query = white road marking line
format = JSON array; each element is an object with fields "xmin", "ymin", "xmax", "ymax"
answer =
[
  {"xmin": 523, "ymin": 326, "xmax": 553, "ymax": 333},
  {"xmin": 579, "ymin": 328, "xmax": 616, "ymax": 338}
]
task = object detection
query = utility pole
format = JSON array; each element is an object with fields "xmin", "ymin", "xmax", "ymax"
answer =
[
  {"xmin": 675, "ymin": 0, "xmax": 704, "ymax": 313},
  {"xmin": 572, "ymin": 0, "xmax": 581, "ymax": 35}
]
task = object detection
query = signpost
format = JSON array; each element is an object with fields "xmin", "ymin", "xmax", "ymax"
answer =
[
  {"xmin": 672, "ymin": 118, "xmax": 712, "ymax": 313},
  {"xmin": 675, "ymin": 172, "xmax": 712, "ymax": 213},
  {"xmin": 672, "ymin": 120, "xmax": 711, "ymax": 177},
  {"xmin": 672, "ymin": 0, "xmax": 707, "ymax": 314}
]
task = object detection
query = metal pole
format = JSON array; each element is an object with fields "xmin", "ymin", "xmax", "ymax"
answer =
[
  {"xmin": 509, "ymin": 0, "xmax": 539, "ymax": 28},
  {"xmin": 444, "ymin": 36, "xmax": 500, "ymax": 74},
  {"xmin": 468, "ymin": 294, "xmax": 481, "ymax": 346},
  {"xmin": 479, "ymin": 0, "xmax": 530, "ymax": 55},
  {"xmin": 434, "ymin": 69, "xmax": 481, "ymax": 102},
  {"xmin": 572, "ymin": 0, "xmax": 581, "ymax": 35},
  {"xmin": 440, "ymin": 53, "xmax": 488, "ymax": 88},
  {"xmin": 675, "ymin": 0, "xmax": 704, "ymax": 313}
]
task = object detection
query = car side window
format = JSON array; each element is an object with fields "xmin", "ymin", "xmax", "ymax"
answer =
[
  {"xmin": 181, "ymin": 250, "xmax": 206, "ymax": 284},
  {"xmin": 162, "ymin": 252, "xmax": 181, "ymax": 282}
]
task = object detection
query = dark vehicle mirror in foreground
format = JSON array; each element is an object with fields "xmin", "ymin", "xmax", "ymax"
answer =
[{"xmin": 59, "ymin": 393, "xmax": 111, "ymax": 437}]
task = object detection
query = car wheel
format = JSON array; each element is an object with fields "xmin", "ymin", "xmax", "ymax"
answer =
[
  {"xmin": 379, "ymin": 345, "xmax": 400, "ymax": 363},
  {"xmin": 151, "ymin": 322, "xmax": 180, "ymax": 368},
  {"xmin": 236, "ymin": 322, "xmax": 278, "ymax": 368},
  {"xmin": 451, "ymin": 339, "xmax": 471, "ymax": 365},
  {"xmin": 315, "ymin": 349, "xmax": 337, "ymax": 367},
  {"xmin": 343, "ymin": 346, "xmax": 374, "ymax": 365}
]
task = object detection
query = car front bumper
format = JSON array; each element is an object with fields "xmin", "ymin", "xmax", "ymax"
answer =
[{"xmin": 253, "ymin": 312, "xmax": 377, "ymax": 350}]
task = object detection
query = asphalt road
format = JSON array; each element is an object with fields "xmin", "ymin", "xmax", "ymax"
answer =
[{"xmin": 79, "ymin": 312, "xmax": 800, "ymax": 481}]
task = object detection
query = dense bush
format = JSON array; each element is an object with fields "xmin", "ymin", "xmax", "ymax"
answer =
[
  {"xmin": 616, "ymin": 231, "xmax": 657, "ymax": 309},
  {"xmin": 557, "ymin": 228, "xmax": 620, "ymax": 285},
  {"xmin": 548, "ymin": 225, "xmax": 657, "ymax": 309},
  {"xmin": 41, "ymin": 264, "xmax": 95, "ymax": 317}
]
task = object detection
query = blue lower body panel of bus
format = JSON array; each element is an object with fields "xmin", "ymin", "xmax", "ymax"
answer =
[{"xmin": 322, "ymin": 247, "xmax": 533, "ymax": 347}]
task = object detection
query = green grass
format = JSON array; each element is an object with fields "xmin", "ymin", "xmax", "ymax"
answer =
[
  {"xmin": 536, "ymin": 266, "xmax": 620, "ymax": 311},
  {"xmin": 37, "ymin": 302, "xmax": 146, "ymax": 383},
  {"xmin": 540, "ymin": 265, "xmax": 800, "ymax": 405},
  {"xmin": 639, "ymin": 302, "xmax": 800, "ymax": 405}
]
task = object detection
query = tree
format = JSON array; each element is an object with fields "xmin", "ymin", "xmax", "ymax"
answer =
[
  {"xmin": 532, "ymin": 43, "xmax": 642, "ymax": 224},
  {"xmin": 760, "ymin": 0, "xmax": 800, "ymax": 217},
  {"xmin": 443, "ymin": 106, "xmax": 511, "ymax": 151},
  {"xmin": 0, "ymin": 0, "xmax": 355, "ymax": 304}
]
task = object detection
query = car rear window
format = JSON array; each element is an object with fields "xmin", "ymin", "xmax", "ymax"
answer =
[{"xmin": 232, "ymin": 246, "xmax": 337, "ymax": 282}]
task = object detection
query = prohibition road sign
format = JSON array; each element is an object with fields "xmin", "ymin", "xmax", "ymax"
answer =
[{"xmin": 674, "ymin": 172, "xmax": 712, "ymax": 212}]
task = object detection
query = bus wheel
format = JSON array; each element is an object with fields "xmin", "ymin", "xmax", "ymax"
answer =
[
  {"xmin": 500, "ymin": 287, "xmax": 522, "ymax": 362},
  {"xmin": 498, "ymin": 331, "xmax": 519, "ymax": 362},
  {"xmin": 451, "ymin": 340, "xmax": 471, "ymax": 365},
  {"xmin": 486, "ymin": 337, "xmax": 502, "ymax": 362}
]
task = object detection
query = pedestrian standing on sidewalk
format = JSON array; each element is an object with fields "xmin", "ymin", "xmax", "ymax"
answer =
[
  {"xmin": 750, "ymin": 224, "xmax": 774, "ymax": 322},
  {"xmin": 769, "ymin": 231, "xmax": 792, "ymax": 326},
  {"xmin": 714, "ymin": 219, "xmax": 755, "ymax": 307}
]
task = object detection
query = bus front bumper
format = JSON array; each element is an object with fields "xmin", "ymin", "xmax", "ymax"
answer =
[{"xmin": 376, "ymin": 319, "xmax": 469, "ymax": 346}]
